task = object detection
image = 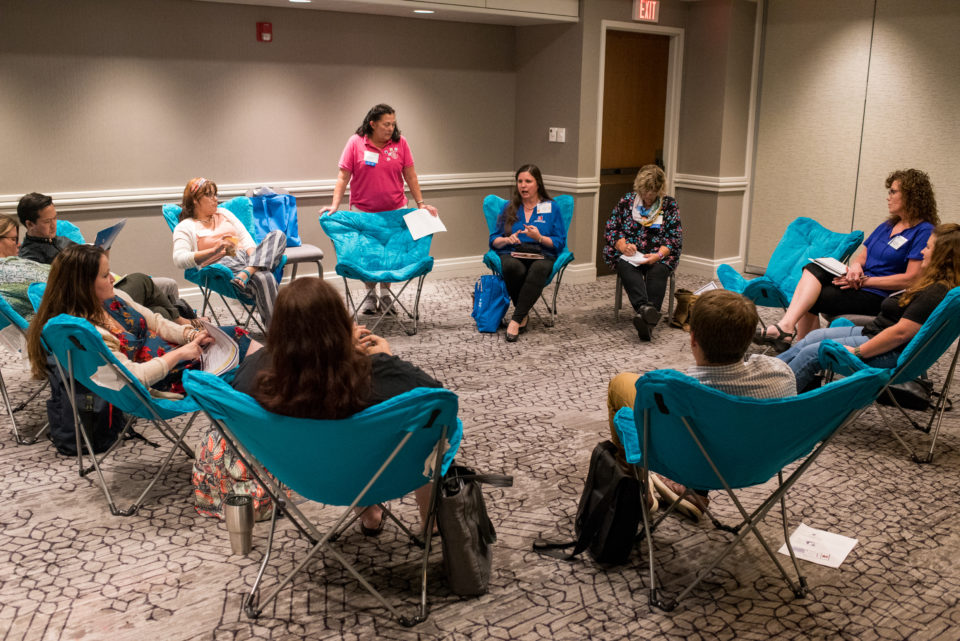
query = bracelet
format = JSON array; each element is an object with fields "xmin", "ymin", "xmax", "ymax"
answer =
[
  {"xmin": 853, "ymin": 346, "xmax": 862, "ymax": 358},
  {"xmin": 417, "ymin": 200, "xmax": 425, "ymax": 206}
]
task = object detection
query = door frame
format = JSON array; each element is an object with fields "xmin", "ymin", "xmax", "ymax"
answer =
[{"xmin": 596, "ymin": 21, "xmax": 684, "ymax": 195}]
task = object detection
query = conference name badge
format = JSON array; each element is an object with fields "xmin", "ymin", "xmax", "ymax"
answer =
[
  {"xmin": 536, "ymin": 202, "xmax": 552, "ymax": 214},
  {"xmin": 888, "ymin": 235, "xmax": 907, "ymax": 250},
  {"xmin": 363, "ymin": 150, "xmax": 379, "ymax": 167}
]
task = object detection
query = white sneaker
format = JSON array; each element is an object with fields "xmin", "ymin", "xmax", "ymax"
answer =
[
  {"xmin": 360, "ymin": 294, "xmax": 378, "ymax": 315},
  {"xmin": 380, "ymin": 292, "xmax": 396, "ymax": 315}
]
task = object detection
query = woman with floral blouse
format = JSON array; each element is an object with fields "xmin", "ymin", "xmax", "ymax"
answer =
[
  {"xmin": 27, "ymin": 244, "xmax": 259, "ymax": 394},
  {"xmin": 603, "ymin": 164, "xmax": 683, "ymax": 341}
]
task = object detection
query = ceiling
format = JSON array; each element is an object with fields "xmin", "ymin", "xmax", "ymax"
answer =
[{"xmin": 193, "ymin": 0, "xmax": 579, "ymax": 26}]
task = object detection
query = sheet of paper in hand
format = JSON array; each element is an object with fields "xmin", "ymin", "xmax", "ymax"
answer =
[
  {"xmin": 198, "ymin": 320, "xmax": 239, "ymax": 376},
  {"xmin": 404, "ymin": 208, "xmax": 447, "ymax": 240}
]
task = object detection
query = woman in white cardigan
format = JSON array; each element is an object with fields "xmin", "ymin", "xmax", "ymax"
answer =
[
  {"xmin": 172, "ymin": 177, "xmax": 287, "ymax": 328},
  {"xmin": 28, "ymin": 244, "xmax": 260, "ymax": 394}
]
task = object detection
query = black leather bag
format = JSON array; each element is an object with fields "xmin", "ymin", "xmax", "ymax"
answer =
[
  {"xmin": 533, "ymin": 440, "xmax": 642, "ymax": 566},
  {"xmin": 436, "ymin": 465, "xmax": 513, "ymax": 596},
  {"xmin": 877, "ymin": 377, "xmax": 935, "ymax": 411}
]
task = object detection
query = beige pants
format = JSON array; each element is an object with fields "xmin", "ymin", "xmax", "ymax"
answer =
[{"xmin": 607, "ymin": 372, "xmax": 641, "ymax": 454}]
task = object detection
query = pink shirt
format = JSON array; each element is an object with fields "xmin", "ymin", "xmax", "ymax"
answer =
[{"xmin": 338, "ymin": 134, "xmax": 414, "ymax": 212}]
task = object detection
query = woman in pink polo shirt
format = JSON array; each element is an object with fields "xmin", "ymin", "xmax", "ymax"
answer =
[{"xmin": 320, "ymin": 104, "xmax": 437, "ymax": 315}]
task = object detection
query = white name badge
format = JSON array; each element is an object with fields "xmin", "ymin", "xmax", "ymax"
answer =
[
  {"xmin": 363, "ymin": 150, "xmax": 379, "ymax": 166},
  {"xmin": 650, "ymin": 214, "xmax": 663, "ymax": 227},
  {"xmin": 888, "ymin": 235, "xmax": 907, "ymax": 250},
  {"xmin": 536, "ymin": 202, "xmax": 552, "ymax": 214}
]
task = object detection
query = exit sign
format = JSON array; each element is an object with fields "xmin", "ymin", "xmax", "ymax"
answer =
[{"xmin": 633, "ymin": 0, "xmax": 660, "ymax": 23}]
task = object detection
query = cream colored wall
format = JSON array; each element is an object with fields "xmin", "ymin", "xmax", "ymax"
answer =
[
  {"xmin": 749, "ymin": 0, "xmax": 960, "ymax": 271},
  {"xmin": 0, "ymin": 0, "xmax": 519, "ymax": 284}
]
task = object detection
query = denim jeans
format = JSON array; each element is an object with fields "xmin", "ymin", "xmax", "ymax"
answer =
[{"xmin": 777, "ymin": 325, "xmax": 902, "ymax": 392}]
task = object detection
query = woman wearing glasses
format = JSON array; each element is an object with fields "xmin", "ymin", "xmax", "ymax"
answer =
[
  {"xmin": 171, "ymin": 177, "xmax": 287, "ymax": 327},
  {"xmin": 756, "ymin": 168, "xmax": 938, "ymax": 351},
  {"xmin": 0, "ymin": 214, "xmax": 49, "ymax": 319}
]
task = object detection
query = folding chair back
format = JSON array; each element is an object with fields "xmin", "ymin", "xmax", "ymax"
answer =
[
  {"xmin": 819, "ymin": 286, "xmax": 960, "ymax": 462},
  {"xmin": 613, "ymin": 366, "xmax": 888, "ymax": 610},
  {"xmin": 56, "ymin": 219, "xmax": 86, "ymax": 244},
  {"xmin": 481, "ymin": 194, "xmax": 575, "ymax": 325},
  {"xmin": 182, "ymin": 369, "xmax": 462, "ymax": 625},
  {"xmin": 41, "ymin": 314, "xmax": 199, "ymax": 515},
  {"xmin": 183, "ymin": 369, "xmax": 460, "ymax": 505},
  {"xmin": 0, "ymin": 293, "xmax": 48, "ymax": 445},
  {"xmin": 717, "ymin": 217, "xmax": 863, "ymax": 308},
  {"xmin": 319, "ymin": 209, "xmax": 434, "ymax": 334}
]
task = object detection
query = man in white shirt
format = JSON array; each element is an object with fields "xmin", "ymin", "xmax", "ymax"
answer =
[{"xmin": 606, "ymin": 289, "xmax": 796, "ymax": 520}]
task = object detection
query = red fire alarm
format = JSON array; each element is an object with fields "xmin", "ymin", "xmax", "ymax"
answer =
[{"xmin": 257, "ymin": 22, "xmax": 272, "ymax": 43}]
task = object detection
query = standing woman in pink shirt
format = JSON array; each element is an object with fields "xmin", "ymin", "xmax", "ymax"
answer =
[{"xmin": 320, "ymin": 104, "xmax": 437, "ymax": 315}]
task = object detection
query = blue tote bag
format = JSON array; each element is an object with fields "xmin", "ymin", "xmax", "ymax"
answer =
[
  {"xmin": 472, "ymin": 275, "xmax": 510, "ymax": 333},
  {"xmin": 250, "ymin": 192, "xmax": 302, "ymax": 247}
]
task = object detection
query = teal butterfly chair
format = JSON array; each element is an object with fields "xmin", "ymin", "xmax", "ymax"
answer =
[
  {"xmin": 819, "ymin": 286, "xmax": 960, "ymax": 464},
  {"xmin": 162, "ymin": 197, "xmax": 286, "ymax": 332},
  {"xmin": 482, "ymin": 194, "xmax": 574, "ymax": 327},
  {"xmin": 613, "ymin": 365, "xmax": 888, "ymax": 611},
  {"xmin": 41, "ymin": 314, "xmax": 201, "ymax": 516},
  {"xmin": 319, "ymin": 209, "xmax": 434, "ymax": 335},
  {"xmin": 182, "ymin": 369, "xmax": 462, "ymax": 626},
  {"xmin": 0, "ymin": 293, "xmax": 49, "ymax": 445},
  {"xmin": 717, "ymin": 217, "xmax": 864, "ymax": 309},
  {"xmin": 56, "ymin": 219, "xmax": 86, "ymax": 244}
]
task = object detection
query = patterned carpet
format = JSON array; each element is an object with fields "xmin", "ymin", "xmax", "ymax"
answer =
[{"xmin": 2, "ymin": 272, "xmax": 959, "ymax": 641}]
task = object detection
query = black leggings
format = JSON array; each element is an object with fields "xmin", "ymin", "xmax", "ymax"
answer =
[
  {"xmin": 616, "ymin": 259, "xmax": 672, "ymax": 313},
  {"xmin": 804, "ymin": 263, "xmax": 885, "ymax": 316},
  {"xmin": 500, "ymin": 255, "xmax": 556, "ymax": 322}
]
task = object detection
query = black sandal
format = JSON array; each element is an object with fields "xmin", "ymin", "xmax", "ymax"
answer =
[
  {"xmin": 757, "ymin": 323, "xmax": 795, "ymax": 353},
  {"xmin": 360, "ymin": 513, "xmax": 385, "ymax": 537}
]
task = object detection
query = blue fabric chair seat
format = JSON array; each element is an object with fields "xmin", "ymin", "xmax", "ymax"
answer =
[
  {"xmin": 612, "ymin": 365, "xmax": 888, "ymax": 611},
  {"xmin": 183, "ymin": 369, "xmax": 462, "ymax": 625},
  {"xmin": 0, "ymin": 293, "xmax": 48, "ymax": 445},
  {"xmin": 41, "ymin": 314, "xmax": 201, "ymax": 516},
  {"xmin": 818, "ymin": 286, "xmax": 960, "ymax": 463},
  {"xmin": 320, "ymin": 209, "xmax": 435, "ymax": 335},
  {"xmin": 717, "ymin": 217, "xmax": 863, "ymax": 309}
]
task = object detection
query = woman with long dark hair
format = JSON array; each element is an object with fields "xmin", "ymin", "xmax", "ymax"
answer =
[
  {"xmin": 230, "ymin": 277, "xmax": 445, "ymax": 535},
  {"xmin": 489, "ymin": 164, "xmax": 567, "ymax": 342},
  {"xmin": 319, "ymin": 103, "xmax": 437, "ymax": 315},
  {"xmin": 26, "ymin": 244, "xmax": 257, "ymax": 393}
]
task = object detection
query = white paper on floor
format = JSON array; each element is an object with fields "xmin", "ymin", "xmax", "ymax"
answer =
[{"xmin": 777, "ymin": 523, "xmax": 857, "ymax": 569}]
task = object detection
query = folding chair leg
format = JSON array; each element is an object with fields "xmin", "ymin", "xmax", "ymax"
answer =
[
  {"xmin": 117, "ymin": 414, "xmax": 198, "ymax": 516},
  {"xmin": 1, "ymin": 370, "xmax": 48, "ymax": 445},
  {"xmin": 919, "ymin": 341, "xmax": 959, "ymax": 464}
]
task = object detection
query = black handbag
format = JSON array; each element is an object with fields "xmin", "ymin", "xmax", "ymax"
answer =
[
  {"xmin": 436, "ymin": 465, "xmax": 513, "ymax": 596},
  {"xmin": 533, "ymin": 440, "xmax": 643, "ymax": 566}
]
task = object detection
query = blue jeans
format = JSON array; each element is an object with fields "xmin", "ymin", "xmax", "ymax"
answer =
[{"xmin": 777, "ymin": 326, "xmax": 902, "ymax": 392}]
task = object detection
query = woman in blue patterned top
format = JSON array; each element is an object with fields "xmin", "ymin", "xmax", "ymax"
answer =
[
  {"xmin": 603, "ymin": 165, "xmax": 683, "ymax": 341},
  {"xmin": 489, "ymin": 164, "xmax": 567, "ymax": 342}
]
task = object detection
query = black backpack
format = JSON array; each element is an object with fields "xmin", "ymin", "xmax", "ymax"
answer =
[
  {"xmin": 45, "ymin": 356, "xmax": 124, "ymax": 456},
  {"xmin": 534, "ymin": 440, "xmax": 643, "ymax": 565}
]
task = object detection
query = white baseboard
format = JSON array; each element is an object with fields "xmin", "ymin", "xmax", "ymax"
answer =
[
  {"xmin": 176, "ymin": 256, "xmax": 599, "ymax": 307},
  {"xmin": 676, "ymin": 254, "xmax": 743, "ymax": 279}
]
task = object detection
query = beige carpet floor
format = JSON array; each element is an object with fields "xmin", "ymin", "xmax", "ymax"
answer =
[{"xmin": 1, "ymin": 272, "xmax": 959, "ymax": 640}]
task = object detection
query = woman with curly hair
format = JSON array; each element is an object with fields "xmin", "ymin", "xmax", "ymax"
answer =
[
  {"xmin": 758, "ymin": 168, "xmax": 939, "ymax": 350},
  {"xmin": 603, "ymin": 164, "xmax": 683, "ymax": 341},
  {"xmin": 26, "ymin": 244, "xmax": 258, "ymax": 394},
  {"xmin": 778, "ymin": 223, "xmax": 960, "ymax": 392}
]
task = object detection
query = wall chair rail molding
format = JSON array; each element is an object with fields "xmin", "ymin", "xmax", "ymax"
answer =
[{"xmin": 673, "ymin": 174, "xmax": 749, "ymax": 194}]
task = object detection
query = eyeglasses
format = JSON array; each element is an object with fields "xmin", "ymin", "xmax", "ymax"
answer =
[
  {"xmin": 1, "ymin": 235, "xmax": 18, "ymax": 242},
  {"xmin": 888, "ymin": 189, "xmax": 900, "ymax": 196}
]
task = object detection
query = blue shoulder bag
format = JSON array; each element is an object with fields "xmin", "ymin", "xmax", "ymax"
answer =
[{"xmin": 472, "ymin": 275, "xmax": 510, "ymax": 333}]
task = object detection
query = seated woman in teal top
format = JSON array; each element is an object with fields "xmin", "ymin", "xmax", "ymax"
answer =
[{"xmin": 488, "ymin": 164, "xmax": 567, "ymax": 342}]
